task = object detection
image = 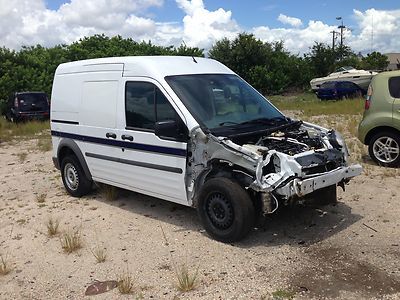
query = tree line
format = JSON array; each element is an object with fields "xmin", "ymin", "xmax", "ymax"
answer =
[{"xmin": 0, "ymin": 33, "xmax": 389, "ymax": 113}]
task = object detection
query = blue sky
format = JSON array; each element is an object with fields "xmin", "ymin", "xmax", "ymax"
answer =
[
  {"xmin": 45, "ymin": 0, "xmax": 399, "ymax": 32},
  {"xmin": 2, "ymin": 0, "xmax": 400, "ymax": 54}
]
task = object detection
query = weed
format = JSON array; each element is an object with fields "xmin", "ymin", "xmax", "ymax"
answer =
[
  {"xmin": 37, "ymin": 137, "xmax": 52, "ymax": 152},
  {"xmin": 60, "ymin": 228, "xmax": 83, "ymax": 253},
  {"xmin": 117, "ymin": 270, "xmax": 135, "ymax": 294},
  {"xmin": 46, "ymin": 216, "xmax": 60, "ymax": 237},
  {"xmin": 0, "ymin": 254, "xmax": 12, "ymax": 275},
  {"xmin": 101, "ymin": 184, "xmax": 118, "ymax": 201},
  {"xmin": 175, "ymin": 263, "xmax": 198, "ymax": 292},
  {"xmin": 36, "ymin": 193, "xmax": 47, "ymax": 203},
  {"xmin": 16, "ymin": 219, "xmax": 26, "ymax": 225},
  {"xmin": 91, "ymin": 246, "xmax": 107, "ymax": 263},
  {"xmin": 160, "ymin": 225, "xmax": 199, "ymax": 292},
  {"xmin": 17, "ymin": 152, "xmax": 27, "ymax": 162},
  {"xmin": 271, "ymin": 289, "xmax": 296, "ymax": 300}
]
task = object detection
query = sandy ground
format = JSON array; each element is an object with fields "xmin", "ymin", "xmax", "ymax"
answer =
[{"xmin": 0, "ymin": 133, "xmax": 400, "ymax": 300}]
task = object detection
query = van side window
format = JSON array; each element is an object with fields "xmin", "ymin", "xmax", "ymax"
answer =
[
  {"xmin": 125, "ymin": 82, "xmax": 179, "ymax": 130},
  {"xmin": 389, "ymin": 77, "xmax": 400, "ymax": 98},
  {"xmin": 125, "ymin": 82, "xmax": 156, "ymax": 130}
]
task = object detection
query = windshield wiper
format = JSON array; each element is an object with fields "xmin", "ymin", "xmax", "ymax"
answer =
[
  {"xmin": 219, "ymin": 121, "xmax": 239, "ymax": 126},
  {"xmin": 239, "ymin": 117, "xmax": 288, "ymax": 126},
  {"xmin": 229, "ymin": 119, "xmax": 302, "ymax": 138}
]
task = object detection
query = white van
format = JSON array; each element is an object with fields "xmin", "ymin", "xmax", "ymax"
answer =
[{"xmin": 51, "ymin": 56, "xmax": 362, "ymax": 242}]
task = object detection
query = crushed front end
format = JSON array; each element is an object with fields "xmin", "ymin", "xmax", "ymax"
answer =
[{"xmin": 187, "ymin": 119, "xmax": 362, "ymax": 212}]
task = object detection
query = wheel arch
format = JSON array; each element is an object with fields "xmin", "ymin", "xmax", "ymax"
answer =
[
  {"xmin": 57, "ymin": 139, "xmax": 92, "ymax": 181},
  {"xmin": 191, "ymin": 160, "xmax": 255, "ymax": 208},
  {"xmin": 365, "ymin": 126, "xmax": 400, "ymax": 145}
]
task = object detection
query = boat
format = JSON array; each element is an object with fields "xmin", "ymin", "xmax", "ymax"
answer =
[{"xmin": 310, "ymin": 66, "xmax": 377, "ymax": 91}]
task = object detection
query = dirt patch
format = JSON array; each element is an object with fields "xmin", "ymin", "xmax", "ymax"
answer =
[{"xmin": 290, "ymin": 246, "xmax": 400, "ymax": 299}]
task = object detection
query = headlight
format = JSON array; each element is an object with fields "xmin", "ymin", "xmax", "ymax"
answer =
[{"xmin": 334, "ymin": 130, "xmax": 349, "ymax": 161}]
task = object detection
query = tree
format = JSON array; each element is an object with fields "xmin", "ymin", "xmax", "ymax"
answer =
[
  {"xmin": 304, "ymin": 42, "xmax": 336, "ymax": 77},
  {"xmin": 0, "ymin": 35, "xmax": 204, "ymax": 110},
  {"xmin": 360, "ymin": 52, "xmax": 389, "ymax": 70},
  {"xmin": 209, "ymin": 34, "xmax": 309, "ymax": 94}
]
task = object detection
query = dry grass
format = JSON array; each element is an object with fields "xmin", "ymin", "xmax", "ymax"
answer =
[
  {"xmin": 175, "ymin": 263, "xmax": 198, "ymax": 292},
  {"xmin": 0, "ymin": 254, "xmax": 12, "ymax": 275},
  {"xmin": 0, "ymin": 118, "xmax": 49, "ymax": 142},
  {"xmin": 17, "ymin": 152, "xmax": 27, "ymax": 162},
  {"xmin": 60, "ymin": 229, "xmax": 83, "ymax": 253},
  {"xmin": 36, "ymin": 193, "xmax": 47, "ymax": 203},
  {"xmin": 91, "ymin": 246, "xmax": 107, "ymax": 263},
  {"xmin": 101, "ymin": 184, "xmax": 118, "ymax": 201},
  {"xmin": 37, "ymin": 137, "xmax": 52, "ymax": 152},
  {"xmin": 46, "ymin": 216, "xmax": 60, "ymax": 237},
  {"xmin": 117, "ymin": 270, "xmax": 135, "ymax": 294}
]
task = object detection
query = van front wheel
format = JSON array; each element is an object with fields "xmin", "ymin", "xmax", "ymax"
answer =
[
  {"xmin": 197, "ymin": 178, "xmax": 255, "ymax": 243},
  {"xmin": 61, "ymin": 155, "xmax": 92, "ymax": 197}
]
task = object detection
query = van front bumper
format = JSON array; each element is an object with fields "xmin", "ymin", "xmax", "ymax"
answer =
[{"xmin": 274, "ymin": 164, "xmax": 362, "ymax": 198}]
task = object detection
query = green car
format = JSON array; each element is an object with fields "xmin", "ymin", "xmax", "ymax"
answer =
[{"xmin": 358, "ymin": 70, "xmax": 400, "ymax": 167}]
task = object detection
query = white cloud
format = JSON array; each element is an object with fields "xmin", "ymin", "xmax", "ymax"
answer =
[
  {"xmin": 176, "ymin": 0, "xmax": 240, "ymax": 49},
  {"xmin": 277, "ymin": 14, "xmax": 302, "ymax": 27},
  {"xmin": 0, "ymin": 1, "xmax": 398, "ymax": 56},
  {"xmin": 350, "ymin": 8, "xmax": 400, "ymax": 54},
  {"xmin": 253, "ymin": 20, "xmax": 336, "ymax": 54}
]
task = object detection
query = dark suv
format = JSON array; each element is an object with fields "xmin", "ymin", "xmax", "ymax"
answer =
[
  {"xmin": 5, "ymin": 92, "xmax": 50, "ymax": 122},
  {"xmin": 317, "ymin": 81, "xmax": 364, "ymax": 100}
]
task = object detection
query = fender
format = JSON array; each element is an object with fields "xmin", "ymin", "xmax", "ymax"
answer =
[{"xmin": 56, "ymin": 138, "xmax": 93, "ymax": 181}]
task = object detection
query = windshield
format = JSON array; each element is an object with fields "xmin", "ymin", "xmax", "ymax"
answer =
[
  {"xmin": 165, "ymin": 74, "xmax": 283, "ymax": 130},
  {"xmin": 335, "ymin": 66, "xmax": 355, "ymax": 72}
]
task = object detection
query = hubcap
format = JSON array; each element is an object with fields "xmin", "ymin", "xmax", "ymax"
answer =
[
  {"xmin": 373, "ymin": 136, "xmax": 400, "ymax": 164},
  {"xmin": 64, "ymin": 163, "xmax": 79, "ymax": 191},
  {"xmin": 205, "ymin": 192, "xmax": 234, "ymax": 230}
]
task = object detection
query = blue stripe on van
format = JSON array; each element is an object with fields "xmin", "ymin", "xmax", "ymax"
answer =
[{"xmin": 51, "ymin": 130, "xmax": 187, "ymax": 157}]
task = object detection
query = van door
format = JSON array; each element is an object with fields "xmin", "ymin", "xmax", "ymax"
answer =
[
  {"xmin": 112, "ymin": 78, "xmax": 188, "ymax": 205},
  {"xmin": 390, "ymin": 76, "xmax": 400, "ymax": 125}
]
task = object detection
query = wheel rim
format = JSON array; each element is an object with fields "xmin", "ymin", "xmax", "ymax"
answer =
[
  {"xmin": 64, "ymin": 162, "xmax": 79, "ymax": 191},
  {"xmin": 373, "ymin": 136, "xmax": 400, "ymax": 164},
  {"xmin": 205, "ymin": 192, "xmax": 234, "ymax": 230}
]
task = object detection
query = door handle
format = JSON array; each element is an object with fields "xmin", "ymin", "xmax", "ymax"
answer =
[
  {"xmin": 106, "ymin": 132, "xmax": 116, "ymax": 139},
  {"xmin": 121, "ymin": 134, "xmax": 133, "ymax": 141}
]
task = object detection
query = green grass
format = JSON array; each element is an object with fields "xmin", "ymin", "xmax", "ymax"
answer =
[
  {"xmin": 268, "ymin": 92, "xmax": 364, "ymax": 117},
  {"xmin": 0, "ymin": 118, "xmax": 49, "ymax": 143}
]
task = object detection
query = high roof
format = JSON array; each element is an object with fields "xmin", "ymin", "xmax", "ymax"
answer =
[{"xmin": 55, "ymin": 56, "xmax": 234, "ymax": 80}]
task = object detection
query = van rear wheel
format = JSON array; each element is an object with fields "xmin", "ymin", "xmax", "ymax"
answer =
[
  {"xmin": 61, "ymin": 155, "xmax": 92, "ymax": 197},
  {"xmin": 197, "ymin": 178, "xmax": 255, "ymax": 243}
]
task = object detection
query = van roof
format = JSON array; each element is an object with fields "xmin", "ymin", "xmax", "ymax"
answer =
[{"xmin": 55, "ymin": 56, "xmax": 234, "ymax": 79}]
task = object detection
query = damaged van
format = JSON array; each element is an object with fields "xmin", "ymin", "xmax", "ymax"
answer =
[{"xmin": 51, "ymin": 56, "xmax": 362, "ymax": 242}]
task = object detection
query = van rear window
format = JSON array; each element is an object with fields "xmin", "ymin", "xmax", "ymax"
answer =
[
  {"xmin": 389, "ymin": 76, "xmax": 400, "ymax": 98},
  {"xmin": 18, "ymin": 93, "xmax": 48, "ymax": 111}
]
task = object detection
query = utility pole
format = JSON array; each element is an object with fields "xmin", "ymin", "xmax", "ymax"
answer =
[
  {"xmin": 330, "ymin": 30, "xmax": 338, "ymax": 51},
  {"xmin": 336, "ymin": 17, "xmax": 346, "ymax": 58}
]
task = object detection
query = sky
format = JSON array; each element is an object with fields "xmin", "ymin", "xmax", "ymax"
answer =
[{"xmin": 0, "ymin": 0, "xmax": 399, "ymax": 55}]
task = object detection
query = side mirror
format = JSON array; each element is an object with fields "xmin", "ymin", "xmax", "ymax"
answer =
[{"xmin": 155, "ymin": 120, "xmax": 188, "ymax": 142}]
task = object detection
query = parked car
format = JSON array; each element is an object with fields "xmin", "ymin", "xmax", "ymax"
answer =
[
  {"xmin": 51, "ymin": 56, "xmax": 362, "ymax": 242},
  {"xmin": 316, "ymin": 81, "xmax": 365, "ymax": 100},
  {"xmin": 358, "ymin": 70, "xmax": 400, "ymax": 167},
  {"xmin": 5, "ymin": 92, "xmax": 50, "ymax": 122}
]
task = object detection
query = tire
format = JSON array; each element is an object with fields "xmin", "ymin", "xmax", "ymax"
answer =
[
  {"xmin": 61, "ymin": 155, "xmax": 92, "ymax": 197},
  {"xmin": 309, "ymin": 184, "xmax": 337, "ymax": 206},
  {"xmin": 368, "ymin": 131, "xmax": 400, "ymax": 167},
  {"xmin": 197, "ymin": 177, "xmax": 255, "ymax": 243}
]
